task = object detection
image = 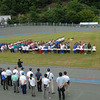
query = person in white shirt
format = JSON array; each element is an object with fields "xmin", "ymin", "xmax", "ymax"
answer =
[
  {"xmin": 13, "ymin": 67, "xmax": 19, "ymax": 76},
  {"xmin": 56, "ymin": 72, "xmax": 65, "ymax": 100},
  {"xmin": 6, "ymin": 67, "xmax": 12, "ymax": 86},
  {"xmin": 1, "ymin": 69, "xmax": 8, "ymax": 90},
  {"xmin": 1, "ymin": 45, "xmax": 5, "ymax": 53},
  {"xmin": 63, "ymin": 71, "xmax": 70, "ymax": 96},
  {"xmin": 92, "ymin": 44, "xmax": 96, "ymax": 54},
  {"xmin": 42, "ymin": 73, "xmax": 51, "ymax": 100},
  {"xmin": 46, "ymin": 68, "xmax": 55, "ymax": 94},
  {"xmin": 20, "ymin": 67, "xmax": 25, "ymax": 76},
  {"xmin": 20, "ymin": 72, "xmax": 27, "ymax": 94},
  {"xmin": 27, "ymin": 68, "xmax": 33, "ymax": 89},
  {"xmin": 13, "ymin": 67, "xmax": 19, "ymax": 87},
  {"xmin": 22, "ymin": 45, "xmax": 25, "ymax": 53},
  {"xmin": 26, "ymin": 45, "xmax": 30, "ymax": 53},
  {"xmin": 29, "ymin": 74, "xmax": 36, "ymax": 97}
]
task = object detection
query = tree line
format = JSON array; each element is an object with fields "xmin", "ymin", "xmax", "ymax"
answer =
[{"xmin": 0, "ymin": 0, "xmax": 100, "ymax": 24}]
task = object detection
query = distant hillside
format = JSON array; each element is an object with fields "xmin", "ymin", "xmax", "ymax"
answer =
[{"xmin": 0, "ymin": 0, "xmax": 100, "ymax": 24}]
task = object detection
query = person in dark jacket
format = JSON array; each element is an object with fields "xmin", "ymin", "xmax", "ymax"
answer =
[{"xmin": 17, "ymin": 59, "xmax": 23, "ymax": 70}]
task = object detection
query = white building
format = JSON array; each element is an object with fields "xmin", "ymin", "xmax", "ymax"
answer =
[{"xmin": 0, "ymin": 15, "xmax": 11, "ymax": 25}]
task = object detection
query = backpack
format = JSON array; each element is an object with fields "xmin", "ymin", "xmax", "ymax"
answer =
[{"xmin": 1, "ymin": 75, "xmax": 5, "ymax": 80}]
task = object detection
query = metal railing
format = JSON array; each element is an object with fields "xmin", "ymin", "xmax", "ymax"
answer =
[{"xmin": 0, "ymin": 22, "xmax": 100, "ymax": 28}]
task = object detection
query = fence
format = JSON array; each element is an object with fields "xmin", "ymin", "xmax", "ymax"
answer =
[{"xmin": 0, "ymin": 22, "xmax": 100, "ymax": 28}]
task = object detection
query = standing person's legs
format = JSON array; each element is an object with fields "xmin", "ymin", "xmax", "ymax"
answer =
[
  {"xmin": 13, "ymin": 81, "xmax": 16, "ymax": 92},
  {"xmin": 51, "ymin": 80, "xmax": 54, "ymax": 93},
  {"xmin": 9, "ymin": 76, "xmax": 12, "ymax": 86},
  {"xmin": 31, "ymin": 86, "xmax": 33, "ymax": 96},
  {"xmin": 62, "ymin": 90, "xmax": 65, "ymax": 100},
  {"xmin": 5, "ymin": 78, "xmax": 8, "ymax": 90},
  {"xmin": 46, "ymin": 87, "xmax": 51, "ymax": 100},
  {"xmin": 58, "ymin": 87, "xmax": 61, "ymax": 100},
  {"xmin": 33, "ymin": 86, "xmax": 35, "ymax": 96},
  {"xmin": 43, "ymin": 87, "xmax": 46, "ymax": 99},
  {"xmin": 23, "ymin": 84, "xmax": 26, "ymax": 94},
  {"xmin": 17, "ymin": 78, "xmax": 19, "ymax": 87},
  {"xmin": 37, "ymin": 82, "xmax": 39, "ymax": 91},
  {"xmin": 39, "ymin": 80, "xmax": 42, "ymax": 91},
  {"xmin": 22, "ymin": 85, "xmax": 26, "ymax": 94},
  {"xmin": 28, "ymin": 81, "xmax": 31, "ymax": 89},
  {"xmin": 22, "ymin": 85, "xmax": 24, "ymax": 94},
  {"xmin": 7, "ymin": 76, "xmax": 9, "ymax": 86},
  {"xmin": 66, "ymin": 83, "xmax": 69, "ymax": 96},
  {"xmin": 13, "ymin": 81, "xmax": 18, "ymax": 92},
  {"xmin": 1, "ymin": 76, "xmax": 3, "ymax": 85},
  {"xmin": 15, "ymin": 81, "xmax": 19, "ymax": 92},
  {"xmin": 62, "ymin": 87, "xmax": 65, "ymax": 100},
  {"xmin": 3, "ymin": 79, "xmax": 5, "ymax": 90}
]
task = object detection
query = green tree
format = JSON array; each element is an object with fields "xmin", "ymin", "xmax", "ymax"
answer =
[
  {"xmin": 78, "ymin": 9, "xmax": 96, "ymax": 22},
  {"xmin": 65, "ymin": 11, "xmax": 78, "ymax": 23},
  {"xmin": 0, "ymin": 4, "xmax": 9, "ymax": 15},
  {"xmin": 46, "ymin": 5, "xmax": 66, "ymax": 23},
  {"xmin": 67, "ymin": 0, "xmax": 84, "ymax": 12},
  {"xmin": 29, "ymin": 5, "xmax": 39, "ymax": 23}
]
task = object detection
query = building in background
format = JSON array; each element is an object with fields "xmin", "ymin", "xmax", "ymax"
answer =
[{"xmin": 0, "ymin": 15, "xmax": 11, "ymax": 25}]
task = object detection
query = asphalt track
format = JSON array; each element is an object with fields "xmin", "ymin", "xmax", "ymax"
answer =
[
  {"xmin": 0, "ymin": 63, "xmax": 100, "ymax": 100},
  {"xmin": 0, "ymin": 26, "xmax": 100, "ymax": 38},
  {"xmin": 0, "ymin": 26, "xmax": 100, "ymax": 100}
]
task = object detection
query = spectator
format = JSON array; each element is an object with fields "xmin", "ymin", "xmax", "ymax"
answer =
[
  {"xmin": 46, "ymin": 68, "xmax": 55, "ymax": 94},
  {"xmin": 35, "ymin": 68, "xmax": 42, "ymax": 92},
  {"xmin": 20, "ymin": 72, "xmax": 27, "ymax": 94},
  {"xmin": 42, "ymin": 73, "xmax": 51, "ymax": 100},
  {"xmin": 56, "ymin": 72, "xmax": 65, "ymax": 100},
  {"xmin": 11, "ymin": 72, "xmax": 19, "ymax": 93},
  {"xmin": 6, "ymin": 67, "xmax": 12, "ymax": 86},
  {"xmin": 27, "ymin": 68, "xmax": 33, "ymax": 89},
  {"xmin": 29, "ymin": 74, "xmax": 36, "ymax": 97},
  {"xmin": 63, "ymin": 71, "xmax": 70, "ymax": 96}
]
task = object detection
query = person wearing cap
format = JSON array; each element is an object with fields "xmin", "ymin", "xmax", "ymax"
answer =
[
  {"xmin": 20, "ymin": 67, "xmax": 25, "ymax": 76},
  {"xmin": 27, "ymin": 68, "xmax": 33, "ymax": 89},
  {"xmin": 63, "ymin": 71, "xmax": 70, "ymax": 96},
  {"xmin": 20, "ymin": 72, "xmax": 27, "ymax": 94},
  {"xmin": 11, "ymin": 72, "xmax": 19, "ymax": 93},
  {"xmin": 56, "ymin": 72, "xmax": 65, "ymax": 100},
  {"xmin": 1, "ymin": 69, "xmax": 8, "ymax": 90},
  {"xmin": 35, "ymin": 68, "xmax": 42, "ymax": 92},
  {"xmin": 42, "ymin": 73, "xmax": 51, "ymax": 100},
  {"xmin": 46, "ymin": 68, "xmax": 55, "ymax": 94},
  {"xmin": 6, "ymin": 67, "xmax": 12, "ymax": 86}
]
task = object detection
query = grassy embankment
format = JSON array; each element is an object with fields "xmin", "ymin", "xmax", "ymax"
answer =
[{"xmin": 0, "ymin": 31, "xmax": 100, "ymax": 68}]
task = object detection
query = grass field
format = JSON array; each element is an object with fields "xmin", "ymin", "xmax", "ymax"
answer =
[{"xmin": 0, "ymin": 31, "xmax": 100, "ymax": 68}]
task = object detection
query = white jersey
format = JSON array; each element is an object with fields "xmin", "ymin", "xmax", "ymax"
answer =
[
  {"xmin": 42, "ymin": 78, "xmax": 50, "ymax": 87},
  {"xmin": 13, "ymin": 69, "xmax": 19, "ymax": 76},
  {"xmin": 63, "ymin": 75, "xmax": 70, "ymax": 83},
  {"xmin": 92, "ymin": 46, "xmax": 96, "ymax": 51},
  {"xmin": 27, "ymin": 71, "xmax": 33, "ymax": 78},
  {"xmin": 6, "ymin": 69, "xmax": 12, "ymax": 76},
  {"xmin": 46, "ymin": 72, "xmax": 54, "ymax": 80},
  {"xmin": 20, "ymin": 71, "xmax": 25, "ymax": 76},
  {"xmin": 29, "ymin": 77, "xmax": 35, "ymax": 86},
  {"xmin": 1, "ymin": 71, "xmax": 7, "ymax": 78},
  {"xmin": 20, "ymin": 75, "xmax": 27, "ymax": 84}
]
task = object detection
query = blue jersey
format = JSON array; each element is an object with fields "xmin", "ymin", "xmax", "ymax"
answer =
[{"xmin": 35, "ymin": 72, "xmax": 42, "ymax": 80}]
